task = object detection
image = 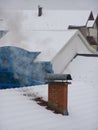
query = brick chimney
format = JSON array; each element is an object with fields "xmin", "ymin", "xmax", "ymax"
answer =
[
  {"xmin": 38, "ymin": 5, "xmax": 42, "ymax": 17},
  {"xmin": 45, "ymin": 74, "xmax": 72, "ymax": 115},
  {"xmin": 48, "ymin": 82, "xmax": 69, "ymax": 115}
]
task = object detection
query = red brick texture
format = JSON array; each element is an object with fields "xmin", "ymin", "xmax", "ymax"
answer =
[{"xmin": 48, "ymin": 82, "xmax": 68, "ymax": 115}]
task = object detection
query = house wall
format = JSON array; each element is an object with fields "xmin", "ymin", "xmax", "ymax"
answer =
[
  {"xmin": 80, "ymin": 24, "xmax": 97, "ymax": 43},
  {"xmin": 89, "ymin": 23, "xmax": 97, "ymax": 42},
  {"xmin": 51, "ymin": 33, "xmax": 93, "ymax": 73},
  {"xmin": 79, "ymin": 27, "xmax": 88, "ymax": 38}
]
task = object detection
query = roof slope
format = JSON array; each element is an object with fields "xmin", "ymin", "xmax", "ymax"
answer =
[
  {"xmin": 23, "ymin": 10, "xmax": 91, "ymax": 30},
  {"xmin": 0, "ymin": 10, "xmax": 92, "ymax": 31},
  {"xmin": 0, "ymin": 30, "xmax": 97, "ymax": 61},
  {"xmin": 0, "ymin": 56, "xmax": 98, "ymax": 130},
  {"xmin": 0, "ymin": 30, "xmax": 77, "ymax": 61},
  {"xmin": 0, "ymin": 29, "xmax": 97, "ymax": 68}
]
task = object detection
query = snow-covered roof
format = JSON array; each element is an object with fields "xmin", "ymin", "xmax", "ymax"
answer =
[
  {"xmin": 0, "ymin": 56, "xmax": 98, "ymax": 130},
  {"xmin": 86, "ymin": 13, "xmax": 98, "ymax": 28},
  {"xmin": 0, "ymin": 30, "xmax": 77, "ymax": 61},
  {"xmin": 87, "ymin": 20, "xmax": 95, "ymax": 27},
  {"xmin": 0, "ymin": 10, "xmax": 97, "ymax": 73},
  {"xmin": 0, "ymin": 10, "xmax": 92, "ymax": 31},
  {"xmin": 64, "ymin": 56, "xmax": 98, "ymax": 84},
  {"xmin": 0, "ymin": 10, "xmax": 98, "ymax": 129},
  {"xmin": 23, "ymin": 10, "xmax": 92, "ymax": 30},
  {"xmin": 1, "ymin": 29, "xmax": 97, "ymax": 74}
]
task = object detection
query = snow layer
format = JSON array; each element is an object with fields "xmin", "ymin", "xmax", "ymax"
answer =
[
  {"xmin": 23, "ymin": 10, "xmax": 91, "ymax": 30},
  {"xmin": 0, "ymin": 30, "xmax": 77, "ymax": 60},
  {"xmin": 0, "ymin": 9, "xmax": 98, "ymax": 129},
  {"xmin": 0, "ymin": 10, "xmax": 91, "ymax": 31},
  {"xmin": 87, "ymin": 20, "xmax": 95, "ymax": 27},
  {"xmin": 0, "ymin": 29, "xmax": 97, "ymax": 73},
  {"xmin": 64, "ymin": 56, "xmax": 98, "ymax": 85},
  {"xmin": 0, "ymin": 56, "xmax": 98, "ymax": 130}
]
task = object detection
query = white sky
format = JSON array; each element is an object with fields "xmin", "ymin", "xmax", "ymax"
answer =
[{"xmin": 0, "ymin": 0, "xmax": 98, "ymax": 14}]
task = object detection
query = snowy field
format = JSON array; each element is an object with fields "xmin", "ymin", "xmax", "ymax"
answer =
[{"xmin": 0, "ymin": 56, "xmax": 98, "ymax": 130}]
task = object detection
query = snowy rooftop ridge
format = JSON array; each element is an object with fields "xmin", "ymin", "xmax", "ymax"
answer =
[
  {"xmin": 0, "ymin": 10, "xmax": 93, "ymax": 31},
  {"xmin": 0, "ymin": 29, "xmax": 97, "ymax": 74},
  {"xmin": 23, "ymin": 10, "xmax": 92, "ymax": 30},
  {"xmin": 0, "ymin": 30, "xmax": 77, "ymax": 59}
]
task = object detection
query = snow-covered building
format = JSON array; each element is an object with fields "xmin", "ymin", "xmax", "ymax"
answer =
[
  {"xmin": 0, "ymin": 54, "xmax": 98, "ymax": 130},
  {"xmin": 23, "ymin": 9, "xmax": 98, "ymax": 49},
  {"xmin": 0, "ymin": 10, "xmax": 97, "ymax": 73},
  {"xmin": 0, "ymin": 29, "xmax": 97, "ymax": 73},
  {"xmin": 0, "ymin": 9, "xmax": 98, "ymax": 130},
  {"xmin": 0, "ymin": 10, "xmax": 97, "ymax": 33},
  {"xmin": 1, "ymin": 10, "xmax": 97, "ymax": 47}
]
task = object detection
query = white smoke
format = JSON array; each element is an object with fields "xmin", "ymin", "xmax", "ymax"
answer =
[{"xmin": 0, "ymin": 9, "xmax": 29, "ymax": 48}]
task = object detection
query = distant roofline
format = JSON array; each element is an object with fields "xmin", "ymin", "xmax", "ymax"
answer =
[{"xmin": 68, "ymin": 25, "xmax": 86, "ymax": 29}]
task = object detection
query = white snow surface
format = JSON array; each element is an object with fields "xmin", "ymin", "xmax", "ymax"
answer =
[
  {"xmin": 87, "ymin": 20, "xmax": 95, "ymax": 27},
  {"xmin": 0, "ymin": 9, "xmax": 98, "ymax": 130},
  {"xmin": 0, "ymin": 56, "xmax": 98, "ymax": 130},
  {"xmin": 22, "ymin": 10, "xmax": 91, "ymax": 30},
  {"xmin": 0, "ymin": 10, "xmax": 92, "ymax": 31},
  {"xmin": 0, "ymin": 30, "xmax": 77, "ymax": 61}
]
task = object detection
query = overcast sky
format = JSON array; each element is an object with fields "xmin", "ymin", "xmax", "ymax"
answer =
[{"xmin": 0, "ymin": 0, "xmax": 98, "ymax": 13}]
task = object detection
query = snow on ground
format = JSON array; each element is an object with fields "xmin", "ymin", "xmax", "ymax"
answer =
[{"xmin": 0, "ymin": 56, "xmax": 98, "ymax": 130}]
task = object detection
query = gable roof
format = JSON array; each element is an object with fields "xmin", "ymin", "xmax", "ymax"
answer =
[
  {"xmin": 0, "ymin": 30, "xmax": 77, "ymax": 61},
  {"xmin": 88, "ymin": 11, "xmax": 94, "ymax": 20}
]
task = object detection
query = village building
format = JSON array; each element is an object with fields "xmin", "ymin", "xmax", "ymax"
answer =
[
  {"xmin": 0, "ymin": 9, "xmax": 98, "ymax": 130},
  {"xmin": 0, "ymin": 10, "xmax": 97, "ymax": 74},
  {"xmin": 0, "ymin": 10, "xmax": 97, "ymax": 45}
]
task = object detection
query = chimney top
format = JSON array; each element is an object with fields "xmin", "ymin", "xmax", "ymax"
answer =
[{"xmin": 38, "ymin": 5, "xmax": 42, "ymax": 17}]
